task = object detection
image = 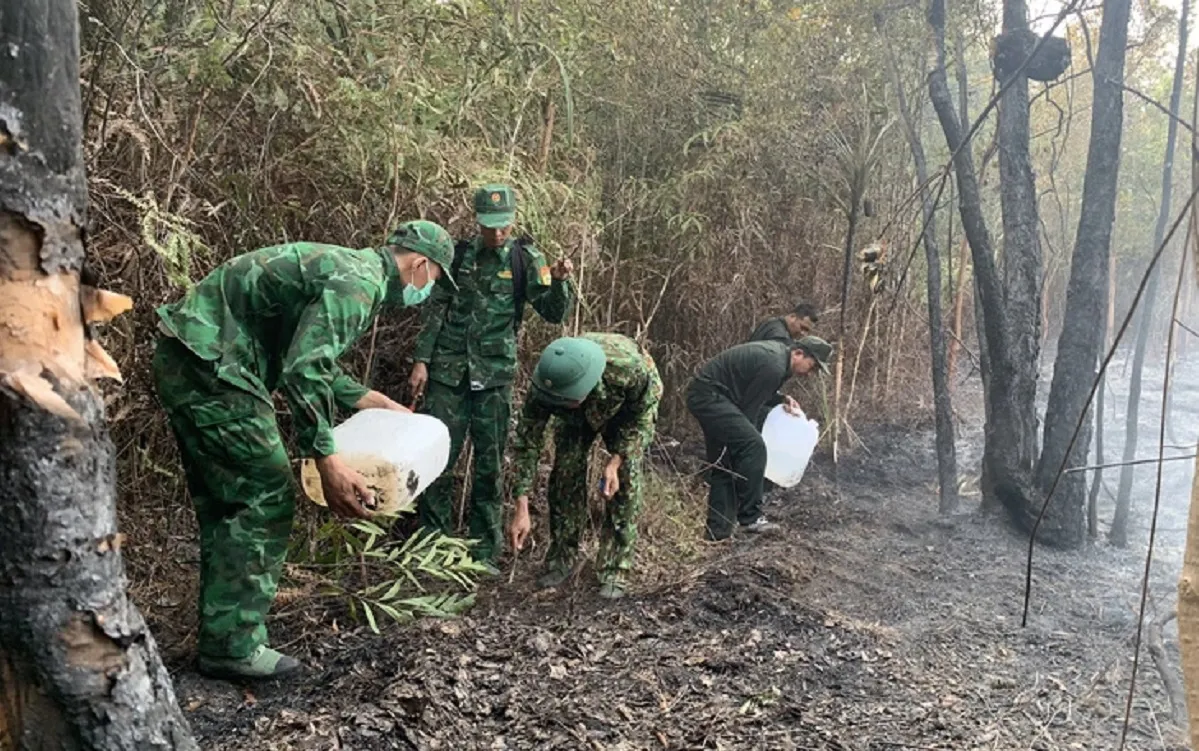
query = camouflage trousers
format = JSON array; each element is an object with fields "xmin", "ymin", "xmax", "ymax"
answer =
[
  {"xmin": 418, "ymin": 377, "xmax": 511, "ymax": 562},
  {"xmin": 152, "ymin": 336, "xmax": 294, "ymax": 660},
  {"xmin": 546, "ymin": 420, "xmax": 648, "ymax": 581}
]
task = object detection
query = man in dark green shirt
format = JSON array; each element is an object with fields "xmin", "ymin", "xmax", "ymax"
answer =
[
  {"xmin": 686, "ymin": 336, "xmax": 832, "ymax": 541},
  {"xmin": 154, "ymin": 220, "xmax": 455, "ymax": 680},
  {"xmin": 748, "ymin": 301, "xmax": 820, "ymax": 344}
]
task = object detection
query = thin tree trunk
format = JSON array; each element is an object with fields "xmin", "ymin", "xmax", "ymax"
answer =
[
  {"xmin": 0, "ymin": 1, "xmax": 197, "ymax": 747},
  {"xmin": 948, "ymin": 236, "xmax": 969, "ymax": 387},
  {"xmin": 833, "ymin": 200, "xmax": 862, "ymax": 471},
  {"xmin": 1182, "ymin": 451, "xmax": 1199, "ymax": 749},
  {"xmin": 1111, "ymin": 0, "xmax": 1190, "ymax": 547},
  {"xmin": 1088, "ymin": 252, "xmax": 1118, "ymax": 539},
  {"xmin": 879, "ymin": 13, "xmax": 958, "ymax": 513}
]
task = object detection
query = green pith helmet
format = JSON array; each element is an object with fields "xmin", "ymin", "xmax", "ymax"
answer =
[
  {"xmin": 795, "ymin": 335, "xmax": 833, "ymax": 374},
  {"xmin": 473, "ymin": 183, "xmax": 517, "ymax": 229},
  {"xmin": 531, "ymin": 337, "xmax": 607, "ymax": 406},
  {"xmin": 385, "ymin": 220, "xmax": 457, "ymax": 289}
]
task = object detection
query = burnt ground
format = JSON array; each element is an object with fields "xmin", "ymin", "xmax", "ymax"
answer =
[{"xmin": 159, "ymin": 366, "xmax": 1198, "ymax": 751}]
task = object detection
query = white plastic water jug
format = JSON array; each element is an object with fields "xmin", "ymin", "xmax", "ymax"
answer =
[
  {"xmin": 761, "ymin": 404, "xmax": 819, "ymax": 488},
  {"xmin": 300, "ymin": 409, "xmax": 451, "ymax": 516}
]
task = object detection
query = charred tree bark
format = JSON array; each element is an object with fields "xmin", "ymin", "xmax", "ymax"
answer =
[
  {"xmin": 928, "ymin": 0, "xmax": 1033, "ymax": 528},
  {"xmin": 878, "ymin": 14, "xmax": 958, "ymax": 514},
  {"xmin": 992, "ymin": 0, "xmax": 1044, "ymax": 524},
  {"xmin": 1111, "ymin": 0, "xmax": 1190, "ymax": 548},
  {"xmin": 1088, "ymin": 253, "xmax": 1117, "ymax": 540},
  {"xmin": 0, "ymin": 1, "xmax": 197, "ymax": 748},
  {"xmin": 1035, "ymin": 0, "xmax": 1131, "ymax": 548}
]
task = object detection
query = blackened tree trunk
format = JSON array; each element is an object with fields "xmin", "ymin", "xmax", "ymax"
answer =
[
  {"xmin": 878, "ymin": 14, "xmax": 958, "ymax": 514},
  {"xmin": 992, "ymin": 0, "xmax": 1045, "ymax": 523},
  {"xmin": 0, "ymin": 1, "xmax": 197, "ymax": 747},
  {"xmin": 928, "ymin": 0, "xmax": 1036, "ymax": 529},
  {"xmin": 1110, "ymin": 0, "xmax": 1190, "ymax": 547},
  {"xmin": 1036, "ymin": 0, "xmax": 1132, "ymax": 548}
]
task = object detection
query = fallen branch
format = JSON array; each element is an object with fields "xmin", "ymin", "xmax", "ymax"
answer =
[{"xmin": 1147, "ymin": 609, "xmax": 1186, "ymax": 726}]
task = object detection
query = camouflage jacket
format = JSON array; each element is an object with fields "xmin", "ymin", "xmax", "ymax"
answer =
[
  {"xmin": 157, "ymin": 242, "xmax": 403, "ymax": 456},
  {"xmin": 413, "ymin": 236, "xmax": 573, "ymax": 390},
  {"xmin": 512, "ymin": 333, "xmax": 662, "ymax": 497}
]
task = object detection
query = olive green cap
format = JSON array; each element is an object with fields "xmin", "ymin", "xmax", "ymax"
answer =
[
  {"xmin": 531, "ymin": 337, "xmax": 607, "ymax": 406},
  {"xmin": 795, "ymin": 336, "xmax": 833, "ymax": 374},
  {"xmin": 473, "ymin": 183, "xmax": 517, "ymax": 229},
  {"xmin": 385, "ymin": 220, "xmax": 457, "ymax": 290}
]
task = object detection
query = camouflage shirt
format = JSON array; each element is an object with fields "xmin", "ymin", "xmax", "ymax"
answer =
[
  {"xmin": 512, "ymin": 333, "xmax": 662, "ymax": 497},
  {"xmin": 413, "ymin": 237, "xmax": 573, "ymax": 390},
  {"xmin": 157, "ymin": 242, "xmax": 403, "ymax": 457}
]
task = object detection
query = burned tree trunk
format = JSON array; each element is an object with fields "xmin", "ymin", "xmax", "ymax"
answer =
[
  {"xmin": 928, "ymin": 0, "xmax": 1034, "ymax": 529},
  {"xmin": 1035, "ymin": 0, "xmax": 1131, "ymax": 548},
  {"xmin": 0, "ymin": 1, "xmax": 197, "ymax": 748},
  {"xmin": 990, "ymin": 0, "xmax": 1044, "ymax": 526},
  {"xmin": 1111, "ymin": 0, "xmax": 1190, "ymax": 548},
  {"xmin": 878, "ymin": 14, "xmax": 958, "ymax": 514}
]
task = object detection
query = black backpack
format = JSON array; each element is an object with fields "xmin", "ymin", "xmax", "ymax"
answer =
[{"xmin": 450, "ymin": 237, "xmax": 532, "ymax": 331}]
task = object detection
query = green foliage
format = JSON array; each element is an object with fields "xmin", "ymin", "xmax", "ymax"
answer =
[{"xmin": 291, "ymin": 520, "xmax": 486, "ymax": 632}]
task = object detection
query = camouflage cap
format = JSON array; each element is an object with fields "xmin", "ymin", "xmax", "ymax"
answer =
[
  {"xmin": 385, "ymin": 220, "xmax": 457, "ymax": 289},
  {"xmin": 531, "ymin": 337, "xmax": 607, "ymax": 407},
  {"xmin": 473, "ymin": 183, "xmax": 517, "ymax": 229},
  {"xmin": 794, "ymin": 336, "xmax": 833, "ymax": 374}
]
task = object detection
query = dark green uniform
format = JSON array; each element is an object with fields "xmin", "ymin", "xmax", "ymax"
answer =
[
  {"xmin": 414, "ymin": 237, "xmax": 572, "ymax": 562},
  {"xmin": 153, "ymin": 242, "xmax": 402, "ymax": 660},
  {"xmin": 511, "ymin": 333, "xmax": 661, "ymax": 584},
  {"xmin": 749, "ymin": 316, "xmax": 793, "ymax": 345},
  {"xmin": 686, "ymin": 341, "xmax": 793, "ymax": 540}
]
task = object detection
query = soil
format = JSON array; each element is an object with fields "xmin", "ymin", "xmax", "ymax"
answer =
[{"xmin": 156, "ymin": 366, "xmax": 1197, "ymax": 751}]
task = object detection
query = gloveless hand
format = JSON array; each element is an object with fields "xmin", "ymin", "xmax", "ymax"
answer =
[
  {"xmin": 550, "ymin": 257, "xmax": 574, "ymax": 280},
  {"xmin": 509, "ymin": 496, "xmax": 532, "ymax": 550},
  {"xmin": 316, "ymin": 454, "xmax": 374, "ymax": 519}
]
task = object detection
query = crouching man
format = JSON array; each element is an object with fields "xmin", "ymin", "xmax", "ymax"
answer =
[
  {"xmin": 153, "ymin": 221, "xmax": 455, "ymax": 680},
  {"xmin": 686, "ymin": 336, "xmax": 831, "ymax": 541},
  {"xmin": 507, "ymin": 334, "xmax": 662, "ymax": 599}
]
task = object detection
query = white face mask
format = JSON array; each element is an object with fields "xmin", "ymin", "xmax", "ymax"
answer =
[{"xmin": 402, "ymin": 260, "xmax": 435, "ymax": 306}]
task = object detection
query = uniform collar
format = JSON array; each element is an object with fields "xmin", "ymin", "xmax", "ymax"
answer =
[
  {"xmin": 476, "ymin": 236, "xmax": 511, "ymax": 259},
  {"xmin": 378, "ymin": 247, "xmax": 404, "ymax": 304}
]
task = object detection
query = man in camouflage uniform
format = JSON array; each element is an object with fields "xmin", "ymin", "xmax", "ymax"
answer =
[
  {"xmin": 153, "ymin": 221, "xmax": 455, "ymax": 680},
  {"xmin": 507, "ymin": 334, "xmax": 662, "ymax": 599},
  {"xmin": 409, "ymin": 184, "xmax": 573, "ymax": 573}
]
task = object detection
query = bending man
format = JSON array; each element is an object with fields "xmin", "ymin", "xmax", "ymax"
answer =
[
  {"xmin": 686, "ymin": 336, "xmax": 831, "ymax": 541},
  {"xmin": 507, "ymin": 334, "xmax": 661, "ymax": 599},
  {"xmin": 154, "ymin": 221, "xmax": 455, "ymax": 680}
]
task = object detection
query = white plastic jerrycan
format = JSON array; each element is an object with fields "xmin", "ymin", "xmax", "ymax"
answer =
[
  {"xmin": 301, "ymin": 409, "xmax": 451, "ymax": 516},
  {"xmin": 761, "ymin": 404, "xmax": 820, "ymax": 489}
]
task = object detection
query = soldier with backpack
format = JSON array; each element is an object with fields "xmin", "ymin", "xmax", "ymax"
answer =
[{"xmin": 409, "ymin": 184, "xmax": 574, "ymax": 574}]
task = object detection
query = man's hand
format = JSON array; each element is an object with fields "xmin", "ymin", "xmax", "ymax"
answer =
[
  {"xmin": 354, "ymin": 390, "xmax": 410, "ymax": 413},
  {"xmin": 600, "ymin": 455, "xmax": 622, "ymax": 499},
  {"xmin": 408, "ymin": 363, "xmax": 429, "ymax": 405},
  {"xmin": 783, "ymin": 395, "xmax": 802, "ymax": 416},
  {"xmin": 549, "ymin": 257, "xmax": 574, "ymax": 280},
  {"xmin": 315, "ymin": 454, "xmax": 375, "ymax": 519},
  {"xmin": 509, "ymin": 495, "xmax": 532, "ymax": 551}
]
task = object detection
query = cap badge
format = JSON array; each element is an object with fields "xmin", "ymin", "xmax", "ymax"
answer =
[{"xmin": 491, "ymin": 192, "xmax": 502, "ymax": 203}]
